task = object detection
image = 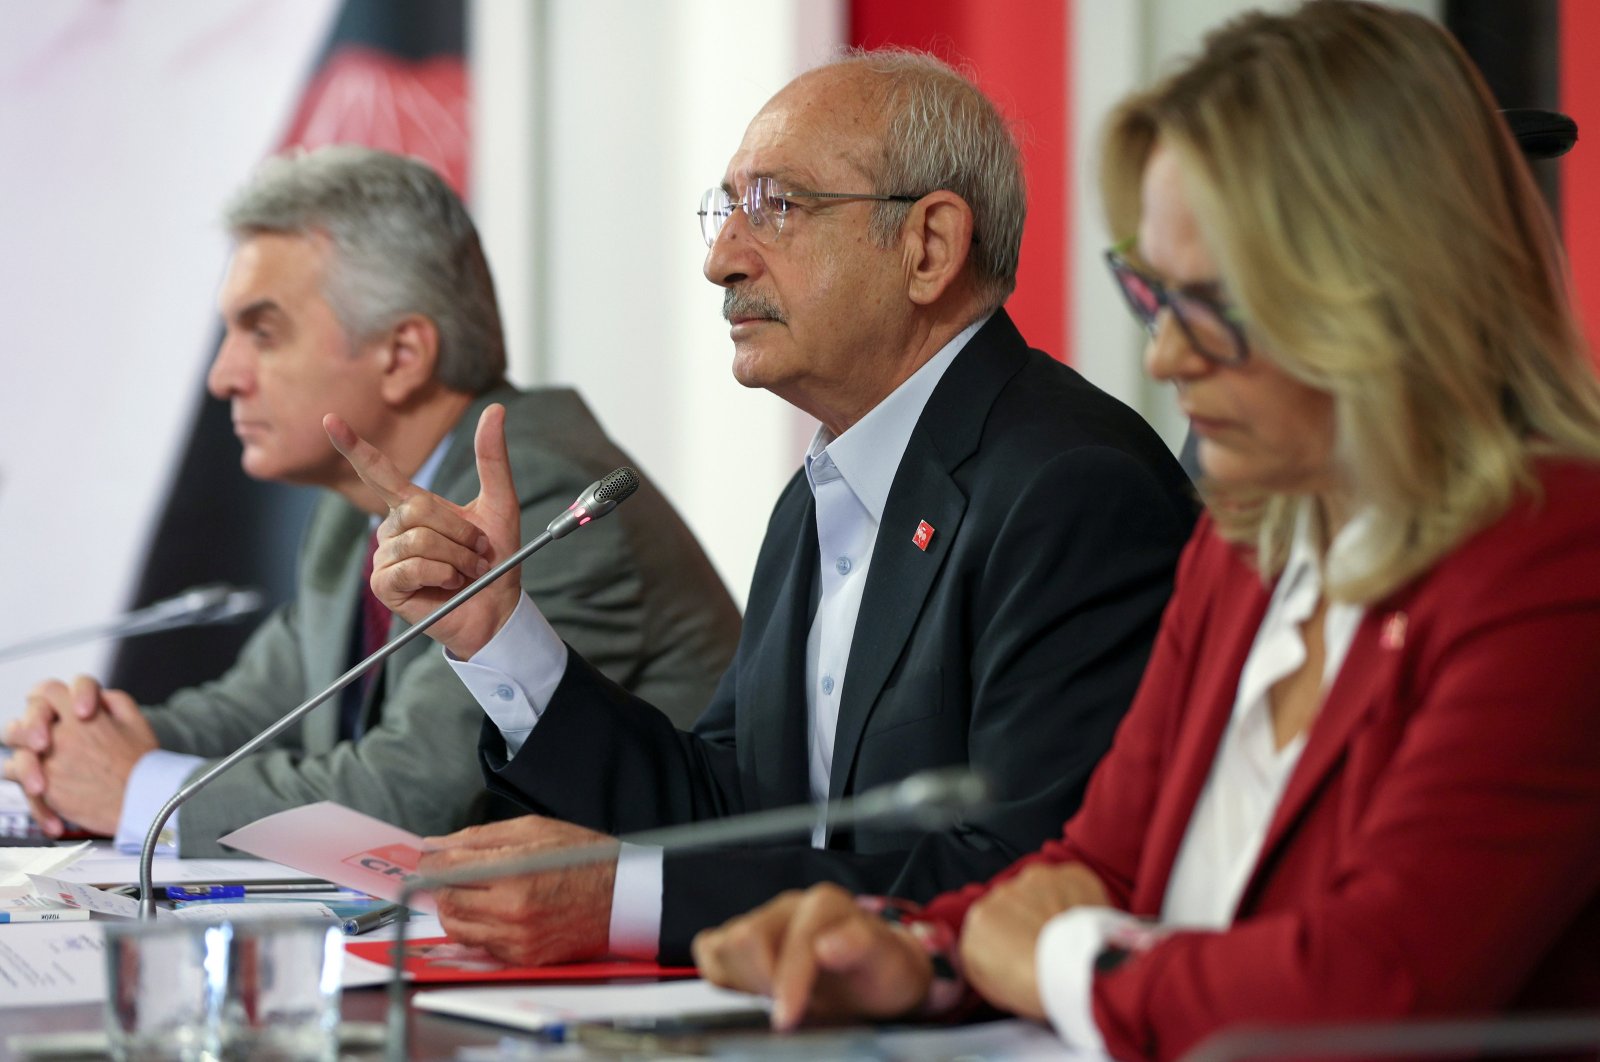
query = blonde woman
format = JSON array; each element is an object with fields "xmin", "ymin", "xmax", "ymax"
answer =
[{"xmin": 692, "ymin": 3, "xmax": 1600, "ymax": 1057}]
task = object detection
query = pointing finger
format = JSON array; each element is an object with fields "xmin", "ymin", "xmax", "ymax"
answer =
[{"xmin": 324, "ymin": 413, "xmax": 418, "ymax": 510}]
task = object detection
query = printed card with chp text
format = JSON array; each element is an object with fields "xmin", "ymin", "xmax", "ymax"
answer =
[{"xmin": 218, "ymin": 802, "xmax": 435, "ymax": 913}]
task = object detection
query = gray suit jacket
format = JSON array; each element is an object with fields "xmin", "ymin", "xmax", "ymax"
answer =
[{"xmin": 146, "ymin": 385, "xmax": 740, "ymax": 855}]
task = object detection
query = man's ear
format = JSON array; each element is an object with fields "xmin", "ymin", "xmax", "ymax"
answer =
[
  {"xmin": 376, "ymin": 314, "xmax": 440, "ymax": 405},
  {"xmin": 901, "ymin": 191, "xmax": 976, "ymax": 306}
]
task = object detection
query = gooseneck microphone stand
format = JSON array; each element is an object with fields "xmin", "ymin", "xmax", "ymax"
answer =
[
  {"xmin": 383, "ymin": 768, "xmax": 990, "ymax": 1062},
  {"xmin": 136, "ymin": 469, "xmax": 640, "ymax": 920}
]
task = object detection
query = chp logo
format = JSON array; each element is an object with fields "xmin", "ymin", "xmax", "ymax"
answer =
[{"xmin": 342, "ymin": 842, "xmax": 422, "ymax": 884}]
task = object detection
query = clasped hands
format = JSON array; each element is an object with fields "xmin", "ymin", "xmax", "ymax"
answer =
[
  {"xmin": 0, "ymin": 407, "xmax": 520, "ymax": 837},
  {"xmin": 2, "ymin": 675, "xmax": 156, "ymax": 836},
  {"xmin": 693, "ymin": 861, "xmax": 1111, "ymax": 1030}
]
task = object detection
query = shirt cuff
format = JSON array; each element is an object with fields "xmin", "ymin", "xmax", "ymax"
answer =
[
  {"xmin": 114, "ymin": 750, "xmax": 204, "ymax": 854},
  {"xmin": 1036, "ymin": 906, "xmax": 1144, "ymax": 1055},
  {"xmin": 608, "ymin": 842, "xmax": 663, "ymax": 960},
  {"xmin": 447, "ymin": 591, "xmax": 569, "ymax": 759}
]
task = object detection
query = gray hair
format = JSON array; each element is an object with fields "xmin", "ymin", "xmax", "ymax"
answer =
[
  {"xmin": 224, "ymin": 145, "xmax": 505, "ymax": 393},
  {"xmin": 825, "ymin": 48, "xmax": 1026, "ymax": 313}
]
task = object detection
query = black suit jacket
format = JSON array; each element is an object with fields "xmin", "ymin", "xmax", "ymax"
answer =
[{"xmin": 480, "ymin": 312, "xmax": 1196, "ymax": 960}]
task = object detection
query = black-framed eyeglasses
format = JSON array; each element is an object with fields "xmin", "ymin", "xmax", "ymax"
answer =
[
  {"xmin": 698, "ymin": 176, "xmax": 919, "ymax": 247},
  {"xmin": 1104, "ymin": 239, "xmax": 1250, "ymax": 366}
]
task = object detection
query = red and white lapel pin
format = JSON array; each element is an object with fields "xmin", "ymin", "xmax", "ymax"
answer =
[{"xmin": 1380, "ymin": 612, "xmax": 1408, "ymax": 650}]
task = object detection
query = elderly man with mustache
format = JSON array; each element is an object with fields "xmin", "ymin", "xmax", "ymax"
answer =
[{"xmin": 330, "ymin": 48, "xmax": 1196, "ymax": 967}]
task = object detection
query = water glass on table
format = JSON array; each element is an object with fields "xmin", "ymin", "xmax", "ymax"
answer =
[{"xmin": 104, "ymin": 917, "xmax": 344, "ymax": 1062}]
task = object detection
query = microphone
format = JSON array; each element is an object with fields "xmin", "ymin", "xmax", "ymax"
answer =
[
  {"xmin": 544, "ymin": 467, "xmax": 639, "ymax": 539},
  {"xmin": 0, "ymin": 584, "xmax": 265, "ymax": 664},
  {"xmin": 382, "ymin": 767, "xmax": 991, "ymax": 1062},
  {"xmin": 135, "ymin": 469, "xmax": 640, "ymax": 920}
]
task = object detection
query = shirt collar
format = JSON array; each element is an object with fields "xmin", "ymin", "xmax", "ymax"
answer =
[
  {"xmin": 803, "ymin": 314, "xmax": 989, "ymax": 522},
  {"xmin": 368, "ymin": 432, "xmax": 453, "ymax": 528},
  {"xmin": 413, "ymin": 432, "xmax": 453, "ymax": 494},
  {"xmin": 1280, "ymin": 498, "xmax": 1378, "ymax": 602}
]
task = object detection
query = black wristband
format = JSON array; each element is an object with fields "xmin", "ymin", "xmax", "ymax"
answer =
[{"xmin": 1094, "ymin": 944, "xmax": 1133, "ymax": 974}]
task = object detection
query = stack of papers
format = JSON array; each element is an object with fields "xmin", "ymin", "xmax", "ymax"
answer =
[{"xmin": 0, "ymin": 841, "xmax": 93, "ymax": 922}]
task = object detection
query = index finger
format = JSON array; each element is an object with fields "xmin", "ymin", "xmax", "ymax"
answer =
[
  {"xmin": 769, "ymin": 887, "xmax": 860, "ymax": 1029},
  {"xmin": 69, "ymin": 674, "xmax": 105, "ymax": 720},
  {"xmin": 417, "ymin": 844, "xmax": 503, "ymax": 890},
  {"xmin": 324, "ymin": 413, "xmax": 419, "ymax": 509},
  {"xmin": 421, "ymin": 815, "xmax": 550, "ymax": 852}
]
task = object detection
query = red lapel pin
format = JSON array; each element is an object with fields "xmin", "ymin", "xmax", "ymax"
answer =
[
  {"xmin": 912, "ymin": 520, "xmax": 935, "ymax": 551},
  {"xmin": 1380, "ymin": 612, "xmax": 1408, "ymax": 650}
]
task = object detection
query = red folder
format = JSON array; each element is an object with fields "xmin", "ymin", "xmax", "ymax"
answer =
[{"xmin": 345, "ymin": 936, "xmax": 696, "ymax": 984}]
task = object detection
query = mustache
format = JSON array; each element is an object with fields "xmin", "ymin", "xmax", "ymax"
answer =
[{"xmin": 723, "ymin": 288, "xmax": 786, "ymax": 325}]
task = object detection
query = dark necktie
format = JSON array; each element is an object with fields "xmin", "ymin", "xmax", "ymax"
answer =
[
  {"xmin": 339, "ymin": 531, "xmax": 388, "ymax": 741},
  {"xmin": 360, "ymin": 531, "xmax": 390, "ymax": 663}
]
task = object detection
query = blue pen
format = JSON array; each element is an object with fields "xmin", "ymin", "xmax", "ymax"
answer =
[
  {"xmin": 162, "ymin": 882, "xmax": 344, "ymax": 900},
  {"xmin": 165, "ymin": 885, "xmax": 247, "ymax": 900}
]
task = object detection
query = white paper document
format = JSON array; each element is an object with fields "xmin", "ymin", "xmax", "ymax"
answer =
[
  {"xmin": 0, "ymin": 894, "xmax": 91, "ymax": 923},
  {"xmin": 0, "ymin": 840, "xmax": 90, "ymax": 889},
  {"xmin": 411, "ymin": 979, "xmax": 770, "ymax": 1032},
  {"xmin": 50, "ymin": 844, "xmax": 321, "ymax": 888},
  {"xmin": 27, "ymin": 874, "xmax": 152, "ymax": 919},
  {"xmin": 0, "ymin": 922, "xmax": 107, "ymax": 1007},
  {"xmin": 218, "ymin": 802, "xmax": 436, "ymax": 912}
]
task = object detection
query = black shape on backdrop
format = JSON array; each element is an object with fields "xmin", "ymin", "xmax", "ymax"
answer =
[
  {"xmin": 1502, "ymin": 109, "xmax": 1578, "ymax": 160},
  {"xmin": 1446, "ymin": 0, "xmax": 1562, "ymax": 205}
]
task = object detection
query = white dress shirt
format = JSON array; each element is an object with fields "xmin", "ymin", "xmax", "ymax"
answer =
[
  {"xmin": 1038, "ymin": 502, "xmax": 1370, "ymax": 1053},
  {"xmin": 115, "ymin": 437, "xmax": 455, "ymax": 854},
  {"xmin": 451, "ymin": 315, "xmax": 989, "ymax": 957}
]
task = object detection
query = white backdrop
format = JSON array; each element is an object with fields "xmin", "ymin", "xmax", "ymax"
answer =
[{"xmin": 0, "ymin": 0, "xmax": 340, "ymax": 722}]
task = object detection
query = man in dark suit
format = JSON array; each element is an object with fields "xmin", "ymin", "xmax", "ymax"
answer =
[
  {"xmin": 332, "ymin": 51, "xmax": 1195, "ymax": 964},
  {"xmin": 2, "ymin": 146, "xmax": 739, "ymax": 855}
]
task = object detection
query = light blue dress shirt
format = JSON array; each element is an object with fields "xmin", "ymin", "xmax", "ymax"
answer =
[
  {"xmin": 115, "ymin": 436, "xmax": 455, "ymax": 854},
  {"xmin": 450, "ymin": 315, "xmax": 989, "ymax": 957}
]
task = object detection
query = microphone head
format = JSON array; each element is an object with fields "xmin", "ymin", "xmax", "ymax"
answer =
[
  {"xmin": 156, "ymin": 583, "xmax": 234, "ymax": 619},
  {"xmin": 213, "ymin": 588, "xmax": 265, "ymax": 623},
  {"xmin": 593, "ymin": 467, "xmax": 640, "ymax": 506},
  {"xmin": 170, "ymin": 584, "xmax": 264, "ymax": 625},
  {"xmin": 887, "ymin": 767, "xmax": 991, "ymax": 827},
  {"xmin": 544, "ymin": 468, "xmax": 642, "ymax": 539}
]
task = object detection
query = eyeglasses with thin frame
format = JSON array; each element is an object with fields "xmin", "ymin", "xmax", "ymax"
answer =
[
  {"xmin": 698, "ymin": 176, "xmax": 919, "ymax": 247},
  {"xmin": 1104, "ymin": 238, "xmax": 1250, "ymax": 366}
]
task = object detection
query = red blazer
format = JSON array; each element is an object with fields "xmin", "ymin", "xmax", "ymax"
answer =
[{"xmin": 921, "ymin": 459, "xmax": 1600, "ymax": 1061}]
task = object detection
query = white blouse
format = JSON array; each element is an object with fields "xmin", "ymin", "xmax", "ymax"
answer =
[{"xmin": 1036, "ymin": 503, "xmax": 1371, "ymax": 1052}]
